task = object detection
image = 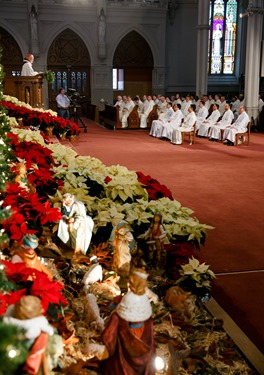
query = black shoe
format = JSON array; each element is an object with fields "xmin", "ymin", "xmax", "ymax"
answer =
[{"xmin": 227, "ymin": 141, "xmax": 234, "ymax": 146}]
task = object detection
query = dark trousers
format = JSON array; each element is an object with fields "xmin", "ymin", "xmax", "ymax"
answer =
[{"xmin": 58, "ymin": 108, "xmax": 69, "ymax": 120}]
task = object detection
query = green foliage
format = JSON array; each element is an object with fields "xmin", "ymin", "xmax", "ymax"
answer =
[
  {"xmin": 0, "ymin": 266, "xmax": 15, "ymax": 293},
  {"xmin": 44, "ymin": 70, "xmax": 55, "ymax": 84},
  {"xmin": 0, "ymin": 47, "xmax": 14, "ymax": 247},
  {"xmin": 0, "ymin": 321, "xmax": 30, "ymax": 375}
]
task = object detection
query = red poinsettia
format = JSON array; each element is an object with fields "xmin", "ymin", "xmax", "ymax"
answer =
[
  {"xmin": 2, "ymin": 183, "xmax": 62, "ymax": 242},
  {"xmin": 30, "ymin": 274, "xmax": 68, "ymax": 312},
  {"xmin": 1, "ymin": 261, "xmax": 68, "ymax": 315},
  {"xmin": 136, "ymin": 171, "xmax": 174, "ymax": 201},
  {"xmin": 104, "ymin": 176, "xmax": 112, "ymax": 184},
  {"xmin": 1, "ymin": 100, "xmax": 80, "ymax": 136}
]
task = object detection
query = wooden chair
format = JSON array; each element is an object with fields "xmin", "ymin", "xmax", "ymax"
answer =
[
  {"xmin": 128, "ymin": 105, "xmax": 140, "ymax": 128},
  {"xmin": 235, "ymin": 122, "xmax": 251, "ymax": 146},
  {"xmin": 147, "ymin": 104, "xmax": 159, "ymax": 128},
  {"xmin": 182, "ymin": 123, "xmax": 196, "ymax": 145}
]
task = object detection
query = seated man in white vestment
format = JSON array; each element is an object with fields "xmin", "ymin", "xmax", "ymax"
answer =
[
  {"xmin": 223, "ymin": 106, "xmax": 250, "ymax": 146},
  {"xmin": 157, "ymin": 96, "xmax": 168, "ymax": 119},
  {"xmin": 218, "ymin": 96, "xmax": 227, "ymax": 117},
  {"xmin": 161, "ymin": 104, "xmax": 183, "ymax": 141},
  {"xmin": 171, "ymin": 104, "xmax": 196, "ymax": 145},
  {"xmin": 114, "ymin": 95, "xmax": 125, "ymax": 121},
  {"xmin": 121, "ymin": 96, "xmax": 135, "ymax": 128},
  {"xmin": 208, "ymin": 103, "xmax": 234, "ymax": 141},
  {"xmin": 197, "ymin": 103, "xmax": 221, "ymax": 138},
  {"xmin": 58, "ymin": 193, "xmax": 94, "ymax": 258},
  {"xmin": 139, "ymin": 95, "xmax": 154, "ymax": 128},
  {"xmin": 149, "ymin": 102, "xmax": 174, "ymax": 138},
  {"xmin": 195, "ymin": 101, "xmax": 208, "ymax": 131},
  {"xmin": 181, "ymin": 95, "xmax": 192, "ymax": 117}
]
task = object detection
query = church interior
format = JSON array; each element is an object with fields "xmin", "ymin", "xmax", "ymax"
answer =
[{"xmin": 0, "ymin": 0, "xmax": 264, "ymax": 374}]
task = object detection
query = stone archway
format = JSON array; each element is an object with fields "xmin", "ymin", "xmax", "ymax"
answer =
[
  {"xmin": 113, "ymin": 31, "xmax": 154, "ymax": 98},
  {"xmin": 47, "ymin": 28, "xmax": 91, "ymax": 113},
  {"xmin": 0, "ymin": 27, "xmax": 23, "ymax": 76}
]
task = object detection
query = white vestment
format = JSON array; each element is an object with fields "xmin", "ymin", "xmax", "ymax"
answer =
[
  {"xmin": 149, "ymin": 107, "xmax": 174, "ymax": 137},
  {"xmin": 161, "ymin": 110, "xmax": 184, "ymax": 140},
  {"xmin": 196, "ymin": 106, "xmax": 209, "ymax": 131},
  {"xmin": 219, "ymin": 101, "xmax": 227, "ymax": 116},
  {"xmin": 223, "ymin": 111, "xmax": 250, "ymax": 143},
  {"xmin": 58, "ymin": 200, "xmax": 94, "ymax": 255},
  {"xmin": 181, "ymin": 101, "xmax": 191, "ymax": 117},
  {"xmin": 209, "ymin": 109, "xmax": 234, "ymax": 140},
  {"xmin": 140, "ymin": 100, "xmax": 154, "ymax": 128},
  {"xmin": 115, "ymin": 100, "xmax": 124, "ymax": 120},
  {"xmin": 121, "ymin": 100, "xmax": 135, "ymax": 128},
  {"xmin": 198, "ymin": 109, "xmax": 221, "ymax": 137},
  {"xmin": 171, "ymin": 111, "xmax": 196, "ymax": 144},
  {"xmin": 21, "ymin": 61, "xmax": 39, "ymax": 76}
]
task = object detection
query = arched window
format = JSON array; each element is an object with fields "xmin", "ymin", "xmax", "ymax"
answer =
[{"xmin": 208, "ymin": 0, "xmax": 238, "ymax": 75}]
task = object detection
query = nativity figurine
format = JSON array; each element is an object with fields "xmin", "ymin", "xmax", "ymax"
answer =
[
  {"xmin": 85, "ymin": 268, "xmax": 156, "ymax": 374},
  {"xmin": 111, "ymin": 225, "xmax": 134, "ymax": 277},
  {"xmin": 14, "ymin": 162, "xmax": 36, "ymax": 193},
  {"xmin": 142, "ymin": 213, "xmax": 169, "ymax": 267},
  {"xmin": 11, "ymin": 234, "xmax": 53, "ymax": 280},
  {"xmin": 57, "ymin": 193, "xmax": 94, "ymax": 260}
]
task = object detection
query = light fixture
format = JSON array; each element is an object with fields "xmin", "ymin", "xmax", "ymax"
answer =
[
  {"xmin": 239, "ymin": 3, "xmax": 264, "ymax": 18},
  {"xmin": 154, "ymin": 356, "xmax": 167, "ymax": 373}
]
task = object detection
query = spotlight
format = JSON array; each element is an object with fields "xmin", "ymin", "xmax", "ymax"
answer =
[
  {"xmin": 239, "ymin": 12, "xmax": 249, "ymax": 18},
  {"xmin": 154, "ymin": 356, "xmax": 167, "ymax": 373}
]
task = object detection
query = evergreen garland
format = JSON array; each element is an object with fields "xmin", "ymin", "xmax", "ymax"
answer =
[{"xmin": 0, "ymin": 47, "xmax": 14, "ymax": 247}]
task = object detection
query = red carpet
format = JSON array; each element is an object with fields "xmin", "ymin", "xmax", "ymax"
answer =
[{"xmin": 70, "ymin": 119, "xmax": 264, "ymax": 353}]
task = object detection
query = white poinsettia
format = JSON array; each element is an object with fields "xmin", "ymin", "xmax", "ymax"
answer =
[
  {"xmin": 8, "ymin": 117, "xmax": 19, "ymax": 127},
  {"xmin": 73, "ymin": 155, "xmax": 107, "ymax": 176},
  {"xmin": 47, "ymin": 143, "xmax": 78, "ymax": 165},
  {"xmin": 11, "ymin": 128, "xmax": 46, "ymax": 146},
  {"xmin": 177, "ymin": 256, "xmax": 216, "ymax": 290},
  {"xmin": 106, "ymin": 164, "xmax": 131, "ymax": 176},
  {"xmin": 104, "ymin": 174, "xmax": 147, "ymax": 202}
]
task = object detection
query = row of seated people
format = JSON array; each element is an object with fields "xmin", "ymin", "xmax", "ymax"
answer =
[
  {"xmin": 113, "ymin": 91, "xmax": 252, "ymax": 129},
  {"xmin": 115, "ymin": 94, "xmax": 162, "ymax": 128},
  {"xmin": 149, "ymin": 101, "xmax": 250, "ymax": 146}
]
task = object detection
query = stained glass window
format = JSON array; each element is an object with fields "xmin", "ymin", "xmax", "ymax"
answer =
[{"xmin": 208, "ymin": 0, "xmax": 237, "ymax": 74}]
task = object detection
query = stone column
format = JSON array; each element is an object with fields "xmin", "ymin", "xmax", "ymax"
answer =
[
  {"xmin": 152, "ymin": 67, "xmax": 166, "ymax": 95},
  {"xmin": 196, "ymin": 0, "xmax": 210, "ymax": 98},
  {"xmin": 90, "ymin": 65, "xmax": 113, "ymax": 110},
  {"xmin": 244, "ymin": 0, "xmax": 264, "ymax": 121}
]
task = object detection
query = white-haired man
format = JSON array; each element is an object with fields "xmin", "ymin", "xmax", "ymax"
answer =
[
  {"xmin": 223, "ymin": 106, "xmax": 250, "ymax": 146},
  {"xmin": 21, "ymin": 53, "xmax": 42, "ymax": 76}
]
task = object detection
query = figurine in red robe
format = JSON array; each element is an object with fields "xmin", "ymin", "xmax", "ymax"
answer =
[{"xmin": 86, "ymin": 268, "xmax": 156, "ymax": 375}]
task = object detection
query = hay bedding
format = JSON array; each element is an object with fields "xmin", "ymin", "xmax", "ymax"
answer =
[{"xmin": 48, "ymin": 256, "xmax": 256, "ymax": 375}]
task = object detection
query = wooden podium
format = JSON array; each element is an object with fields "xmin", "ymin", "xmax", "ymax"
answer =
[{"xmin": 3, "ymin": 75, "xmax": 44, "ymax": 108}]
